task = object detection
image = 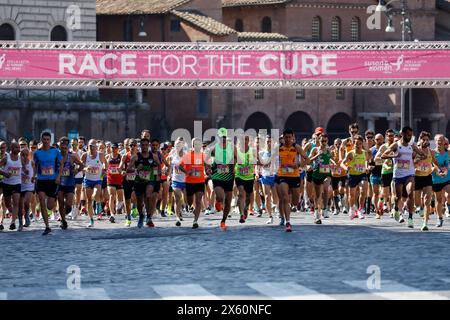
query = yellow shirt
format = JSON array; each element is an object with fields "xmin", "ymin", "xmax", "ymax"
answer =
[
  {"xmin": 348, "ymin": 150, "xmax": 367, "ymax": 176},
  {"xmin": 415, "ymin": 149, "xmax": 433, "ymax": 177}
]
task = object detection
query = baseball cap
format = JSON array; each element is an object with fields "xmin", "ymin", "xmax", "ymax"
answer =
[
  {"xmin": 315, "ymin": 127, "xmax": 325, "ymax": 135},
  {"xmin": 112, "ymin": 142, "xmax": 119, "ymax": 148},
  {"xmin": 218, "ymin": 127, "xmax": 228, "ymax": 138}
]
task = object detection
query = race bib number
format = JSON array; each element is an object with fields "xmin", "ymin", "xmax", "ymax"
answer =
[
  {"xmin": 332, "ymin": 165, "xmax": 343, "ymax": 175},
  {"xmin": 239, "ymin": 167, "xmax": 250, "ymax": 176},
  {"xmin": 126, "ymin": 172, "xmax": 136, "ymax": 181},
  {"xmin": 61, "ymin": 168, "xmax": 71, "ymax": 177},
  {"xmin": 153, "ymin": 169, "xmax": 159, "ymax": 177},
  {"xmin": 354, "ymin": 164, "xmax": 365, "ymax": 173},
  {"xmin": 282, "ymin": 167, "xmax": 294, "ymax": 174},
  {"xmin": 22, "ymin": 175, "xmax": 31, "ymax": 184},
  {"xmin": 109, "ymin": 167, "xmax": 120, "ymax": 175},
  {"xmin": 138, "ymin": 171, "xmax": 151, "ymax": 180},
  {"xmin": 217, "ymin": 165, "xmax": 229, "ymax": 174},
  {"xmin": 375, "ymin": 159, "xmax": 383, "ymax": 166},
  {"xmin": 8, "ymin": 167, "xmax": 20, "ymax": 176},
  {"xmin": 319, "ymin": 164, "xmax": 330, "ymax": 174},
  {"xmin": 42, "ymin": 166, "xmax": 54, "ymax": 176},
  {"xmin": 191, "ymin": 168, "xmax": 202, "ymax": 177},
  {"xmin": 418, "ymin": 163, "xmax": 431, "ymax": 172},
  {"xmin": 174, "ymin": 166, "xmax": 183, "ymax": 174},
  {"xmin": 397, "ymin": 160, "xmax": 410, "ymax": 170},
  {"xmin": 87, "ymin": 166, "xmax": 100, "ymax": 175}
]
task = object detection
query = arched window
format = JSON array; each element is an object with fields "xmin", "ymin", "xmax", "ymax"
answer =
[
  {"xmin": 261, "ymin": 16, "xmax": 272, "ymax": 33},
  {"xmin": 311, "ymin": 16, "xmax": 321, "ymax": 41},
  {"xmin": 0, "ymin": 23, "xmax": 15, "ymax": 40},
  {"xmin": 235, "ymin": 19, "xmax": 243, "ymax": 32},
  {"xmin": 331, "ymin": 16, "xmax": 341, "ymax": 42},
  {"xmin": 50, "ymin": 25, "xmax": 68, "ymax": 41},
  {"xmin": 351, "ymin": 17, "xmax": 360, "ymax": 41}
]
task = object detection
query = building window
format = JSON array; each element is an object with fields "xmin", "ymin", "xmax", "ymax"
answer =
[
  {"xmin": 261, "ymin": 17, "xmax": 272, "ymax": 33},
  {"xmin": 123, "ymin": 18, "xmax": 133, "ymax": 41},
  {"xmin": 336, "ymin": 89, "xmax": 345, "ymax": 100},
  {"xmin": 255, "ymin": 89, "xmax": 264, "ymax": 100},
  {"xmin": 296, "ymin": 89, "xmax": 305, "ymax": 100},
  {"xmin": 331, "ymin": 16, "xmax": 341, "ymax": 42},
  {"xmin": 351, "ymin": 17, "xmax": 360, "ymax": 42},
  {"xmin": 0, "ymin": 23, "xmax": 15, "ymax": 40},
  {"xmin": 171, "ymin": 19, "xmax": 181, "ymax": 32},
  {"xmin": 197, "ymin": 90, "xmax": 209, "ymax": 114},
  {"xmin": 311, "ymin": 16, "xmax": 321, "ymax": 41},
  {"xmin": 235, "ymin": 19, "xmax": 243, "ymax": 32},
  {"xmin": 50, "ymin": 25, "xmax": 67, "ymax": 41}
]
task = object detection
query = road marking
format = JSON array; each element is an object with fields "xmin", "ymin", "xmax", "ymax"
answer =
[
  {"xmin": 152, "ymin": 284, "xmax": 220, "ymax": 300},
  {"xmin": 246, "ymin": 282, "xmax": 334, "ymax": 300},
  {"xmin": 0, "ymin": 292, "xmax": 7, "ymax": 300},
  {"xmin": 343, "ymin": 280, "xmax": 449, "ymax": 300},
  {"xmin": 56, "ymin": 288, "xmax": 110, "ymax": 300}
]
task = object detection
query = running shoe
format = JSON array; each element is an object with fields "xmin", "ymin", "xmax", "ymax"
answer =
[
  {"xmin": 394, "ymin": 210, "xmax": 400, "ymax": 221},
  {"xmin": 436, "ymin": 218, "xmax": 444, "ymax": 228},
  {"xmin": 137, "ymin": 216, "xmax": 144, "ymax": 228},
  {"xmin": 24, "ymin": 214, "xmax": 31, "ymax": 227},
  {"xmin": 109, "ymin": 216, "xmax": 116, "ymax": 223},
  {"xmin": 125, "ymin": 219, "xmax": 131, "ymax": 227},
  {"xmin": 323, "ymin": 210, "xmax": 330, "ymax": 219},
  {"xmin": 257, "ymin": 210, "xmax": 263, "ymax": 218},
  {"xmin": 18, "ymin": 224, "xmax": 24, "ymax": 232},
  {"xmin": 333, "ymin": 208, "xmax": 340, "ymax": 216},
  {"xmin": 9, "ymin": 223, "xmax": 16, "ymax": 231},
  {"xmin": 407, "ymin": 218, "xmax": 414, "ymax": 228},
  {"xmin": 314, "ymin": 218, "xmax": 322, "ymax": 225},
  {"xmin": 421, "ymin": 224, "xmax": 429, "ymax": 231},
  {"xmin": 279, "ymin": 216, "xmax": 285, "ymax": 226},
  {"xmin": 239, "ymin": 216, "xmax": 246, "ymax": 223},
  {"xmin": 192, "ymin": 222, "xmax": 199, "ymax": 229},
  {"xmin": 266, "ymin": 216, "xmax": 273, "ymax": 224},
  {"xmin": 42, "ymin": 227, "xmax": 51, "ymax": 235},
  {"xmin": 220, "ymin": 221, "xmax": 227, "ymax": 231},
  {"xmin": 175, "ymin": 220, "xmax": 181, "ymax": 227},
  {"xmin": 285, "ymin": 222, "xmax": 292, "ymax": 232},
  {"xmin": 0, "ymin": 224, "xmax": 4, "ymax": 231},
  {"xmin": 131, "ymin": 208, "xmax": 138, "ymax": 218},
  {"xmin": 161, "ymin": 211, "xmax": 167, "ymax": 218},
  {"xmin": 87, "ymin": 218, "xmax": 94, "ymax": 228},
  {"xmin": 60, "ymin": 220, "xmax": 68, "ymax": 230},
  {"xmin": 398, "ymin": 215, "xmax": 405, "ymax": 223},
  {"xmin": 342, "ymin": 208, "xmax": 348, "ymax": 215},
  {"xmin": 97, "ymin": 213, "xmax": 103, "ymax": 221},
  {"xmin": 146, "ymin": 219, "xmax": 155, "ymax": 228},
  {"xmin": 248, "ymin": 208, "xmax": 254, "ymax": 216},
  {"xmin": 375, "ymin": 214, "xmax": 381, "ymax": 219},
  {"xmin": 446, "ymin": 211, "xmax": 450, "ymax": 218},
  {"xmin": 350, "ymin": 209, "xmax": 357, "ymax": 220}
]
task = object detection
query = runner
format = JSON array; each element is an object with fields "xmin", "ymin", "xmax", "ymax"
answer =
[
  {"xmin": 276, "ymin": 128, "xmax": 309, "ymax": 232},
  {"xmin": 33, "ymin": 132, "xmax": 64, "ymax": 235},
  {"xmin": 369, "ymin": 134, "xmax": 385, "ymax": 219},
  {"xmin": 80, "ymin": 139, "xmax": 107, "ymax": 228},
  {"xmin": 0, "ymin": 141, "xmax": 23, "ymax": 231},
  {"xmin": 375, "ymin": 129, "xmax": 396, "ymax": 216},
  {"xmin": 381, "ymin": 127, "xmax": 424, "ymax": 228},
  {"xmin": 207, "ymin": 128, "xmax": 235, "ymax": 231},
  {"xmin": 309, "ymin": 133, "xmax": 334, "ymax": 224},
  {"xmin": 18, "ymin": 147, "xmax": 34, "ymax": 231},
  {"xmin": 180, "ymin": 138, "xmax": 207, "ymax": 228},
  {"xmin": 120, "ymin": 139, "xmax": 138, "ymax": 227},
  {"xmin": 106, "ymin": 142, "xmax": 124, "ymax": 223},
  {"xmin": 431, "ymin": 134, "xmax": 450, "ymax": 228},
  {"xmin": 168, "ymin": 138, "xmax": 187, "ymax": 227},
  {"xmin": 58, "ymin": 137, "xmax": 84, "ymax": 227},
  {"xmin": 330, "ymin": 138, "xmax": 347, "ymax": 215},
  {"xmin": 364, "ymin": 130, "xmax": 376, "ymax": 215},
  {"xmin": 341, "ymin": 135, "xmax": 371, "ymax": 220},
  {"xmin": 414, "ymin": 132, "xmax": 438, "ymax": 231},
  {"xmin": 259, "ymin": 135, "xmax": 278, "ymax": 224}
]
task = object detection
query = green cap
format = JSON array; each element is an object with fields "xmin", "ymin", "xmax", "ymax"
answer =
[{"xmin": 218, "ymin": 128, "xmax": 227, "ymax": 137}]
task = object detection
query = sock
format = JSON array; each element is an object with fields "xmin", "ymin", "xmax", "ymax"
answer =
[
  {"xmin": 96, "ymin": 202, "xmax": 102, "ymax": 215},
  {"xmin": 408, "ymin": 212, "xmax": 413, "ymax": 219}
]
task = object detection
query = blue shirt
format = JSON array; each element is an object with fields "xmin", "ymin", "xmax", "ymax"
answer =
[
  {"xmin": 34, "ymin": 148, "xmax": 62, "ymax": 180},
  {"xmin": 432, "ymin": 150, "xmax": 450, "ymax": 184}
]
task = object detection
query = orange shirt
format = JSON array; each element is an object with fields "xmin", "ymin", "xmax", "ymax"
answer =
[
  {"xmin": 278, "ymin": 145, "xmax": 299, "ymax": 177},
  {"xmin": 181, "ymin": 150, "xmax": 205, "ymax": 184}
]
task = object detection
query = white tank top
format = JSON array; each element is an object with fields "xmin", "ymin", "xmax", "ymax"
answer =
[
  {"xmin": 171, "ymin": 152, "xmax": 186, "ymax": 183},
  {"xmin": 21, "ymin": 160, "xmax": 34, "ymax": 192},
  {"xmin": 84, "ymin": 152, "xmax": 103, "ymax": 181},
  {"xmin": 3, "ymin": 153, "xmax": 22, "ymax": 185},
  {"xmin": 393, "ymin": 142, "xmax": 415, "ymax": 178},
  {"xmin": 75, "ymin": 149, "xmax": 84, "ymax": 178}
]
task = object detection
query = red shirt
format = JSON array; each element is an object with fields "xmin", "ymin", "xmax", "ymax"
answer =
[{"xmin": 181, "ymin": 151, "xmax": 205, "ymax": 184}]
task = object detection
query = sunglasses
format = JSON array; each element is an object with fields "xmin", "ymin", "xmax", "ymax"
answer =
[
  {"xmin": 366, "ymin": 136, "xmax": 374, "ymax": 139},
  {"xmin": 89, "ymin": 145, "xmax": 96, "ymax": 147}
]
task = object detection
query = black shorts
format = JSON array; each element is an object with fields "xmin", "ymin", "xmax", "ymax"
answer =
[
  {"xmin": 382, "ymin": 173, "xmax": 393, "ymax": 188},
  {"xmin": 276, "ymin": 176, "xmax": 300, "ymax": 189},
  {"xmin": 58, "ymin": 185, "xmax": 75, "ymax": 194},
  {"xmin": 75, "ymin": 177, "xmax": 83, "ymax": 185},
  {"xmin": 312, "ymin": 176, "xmax": 327, "ymax": 186},
  {"xmin": 348, "ymin": 174, "xmax": 367, "ymax": 189},
  {"xmin": 235, "ymin": 178, "xmax": 254, "ymax": 194},
  {"xmin": 331, "ymin": 176, "xmax": 347, "ymax": 190},
  {"xmin": 432, "ymin": 181, "xmax": 449, "ymax": 193},
  {"xmin": 213, "ymin": 179, "xmax": 234, "ymax": 192},
  {"xmin": 415, "ymin": 175, "xmax": 433, "ymax": 191},
  {"xmin": 102, "ymin": 178, "xmax": 107, "ymax": 190},
  {"xmin": 186, "ymin": 183, "xmax": 205, "ymax": 197},
  {"xmin": 123, "ymin": 180, "xmax": 134, "ymax": 200},
  {"xmin": 306, "ymin": 170, "xmax": 313, "ymax": 183},
  {"xmin": 2, "ymin": 184, "xmax": 21, "ymax": 197},
  {"xmin": 133, "ymin": 182, "xmax": 160, "ymax": 197},
  {"xmin": 107, "ymin": 184, "xmax": 123, "ymax": 190},
  {"xmin": 20, "ymin": 190, "xmax": 33, "ymax": 197},
  {"xmin": 36, "ymin": 180, "xmax": 58, "ymax": 198}
]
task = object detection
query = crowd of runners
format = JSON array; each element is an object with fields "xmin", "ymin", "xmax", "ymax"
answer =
[{"xmin": 0, "ymin": 124, "xmax": 449, "ymax": 235}]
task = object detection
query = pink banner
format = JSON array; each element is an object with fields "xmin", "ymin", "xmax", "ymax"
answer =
[{"xmin": 1, "ymin": 48, "xmax": 450, "ymax": 81}]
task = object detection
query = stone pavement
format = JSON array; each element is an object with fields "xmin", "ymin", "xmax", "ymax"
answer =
[{"xmin": 1, "ymin": 210, "xmax": 450, "ymax": 300}]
